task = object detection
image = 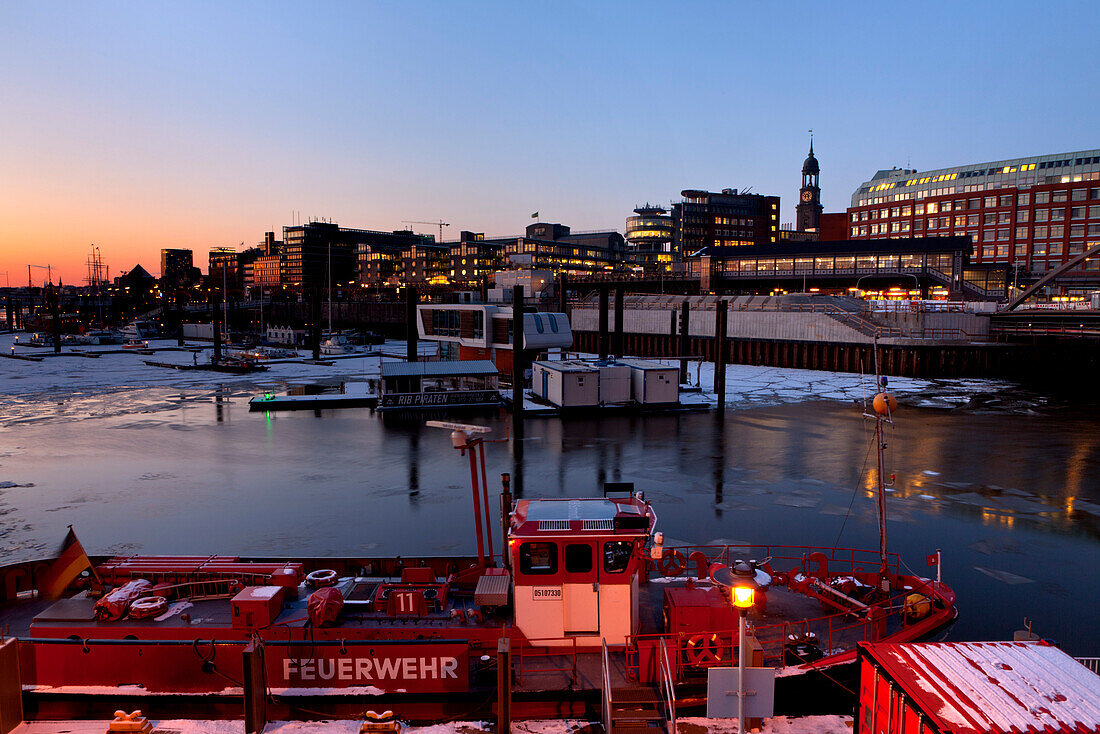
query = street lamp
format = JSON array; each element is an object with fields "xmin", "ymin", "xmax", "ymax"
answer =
[{"xmin": 732, "ymin": 584, "xmax": 755, "ymax": 734}]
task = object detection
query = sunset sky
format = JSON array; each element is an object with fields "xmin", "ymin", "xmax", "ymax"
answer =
[{"xmin": 2, "ymin": 1, "xmax": 1097, "ymax": 285}]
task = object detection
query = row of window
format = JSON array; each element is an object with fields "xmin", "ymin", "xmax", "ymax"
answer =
[
  {"xmin": 856, "ymin": 172, "xmax": 1100, "ymax": 206},
  {"xmin": 853, "ymin": 188, "xmax": 1100, "ymax": 223},
  {"xmin": 712, "ymin": 253, "xmax": 950, "ymax": 273},
  {"xmin": 519, "ymin": 540, "xmax": 634, "ymax": 576},
  {"xmin": 856, "ymin": 221, "xmax": 1100, "ymax": 239}
]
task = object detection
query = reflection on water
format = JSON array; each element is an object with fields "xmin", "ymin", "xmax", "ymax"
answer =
[{"xmin": 0, "ymin": 393, "xmax": 1097, "ymax": 654}]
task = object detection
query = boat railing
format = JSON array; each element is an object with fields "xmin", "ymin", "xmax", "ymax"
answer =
[
  {"xmin": 1076, "ymin": 657, "xmax": 1100, "ymax": 674},
  {"xmin": 628, "ymin": 579, "xmax": 946, "ymax": 681},
  {"xmin": 600, "ymin": 638, "xmax": 612, "ymax": 734},
  {"xmin": 657, "ymin": 635, "xmax": 677, "ymax": 732},
  {"xmin": 513, "ymin": 635, "xmax": 579, "ymax": 687},
  {"xmin": 648, "ymin": 543, "xmax": 902, "ymax": 580}
]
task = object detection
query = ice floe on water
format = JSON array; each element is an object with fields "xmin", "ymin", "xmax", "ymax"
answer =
[{"xmin": 0, "ymin": 333, "xmax": 1027, "ymax": 426}]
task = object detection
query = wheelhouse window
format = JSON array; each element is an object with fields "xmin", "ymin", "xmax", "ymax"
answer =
[
  {"xmin": 603, "ymin": 540, "xmax": 633, "ymax": 574},
  {"xmin": 564, "ymin": 543, "xmax": 593, "ymax": 574},
  {"xmin": 520, "ymin": 542, "xmax": 557, "ymax": 575}
]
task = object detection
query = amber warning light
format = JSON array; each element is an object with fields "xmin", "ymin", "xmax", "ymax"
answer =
[{"xmin": 732, "ymin": 586, "xmax": 755, "ymax": 609}]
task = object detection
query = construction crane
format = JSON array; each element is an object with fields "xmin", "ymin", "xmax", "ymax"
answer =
[
  {"xmin": 27, "ymin": 264, "xmax": 53, "ymax": 287},
  {"xmin": 402, "ymin": 220, "xmax": 450, "ymax": 243}
]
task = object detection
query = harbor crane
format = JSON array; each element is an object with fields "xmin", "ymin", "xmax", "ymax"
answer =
[
  {"xmin": 402, "ymin": 220, "xmax": 450, "ymax": 243},
  {"xmin": 27, "ymin": 264, "xmax": 53, "ymax": 287}
]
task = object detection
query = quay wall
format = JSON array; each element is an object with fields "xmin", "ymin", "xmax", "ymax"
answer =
[
  {"xmin": 570, "ymin": 306, "xmax": 991, "ymax": 343},
  {"xmin": 571, "ymin": 330, "xmax": 1018, "ymax": 378},
  {"xmin": 571, "ymin": 306, "xmax": 874, "ymax": 343}
]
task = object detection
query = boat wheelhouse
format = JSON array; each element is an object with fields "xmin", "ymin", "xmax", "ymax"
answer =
[
  {"xmin": 509, "ymin": 495, "xmax": 656, "ymax": 647},
  {"xmin": 378, "ymin": 360, "xmax": 501, "ymax": 410}
]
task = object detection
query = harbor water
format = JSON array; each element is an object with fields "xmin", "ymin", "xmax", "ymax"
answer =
[{"xmin": 1, "ymin": 341, "xmax": 1098, "ymax": 657}]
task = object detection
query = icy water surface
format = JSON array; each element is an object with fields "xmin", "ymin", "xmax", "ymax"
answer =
[{"xmin": 1, "ymin": 336, "xmax": 1098, "ymax": 656}]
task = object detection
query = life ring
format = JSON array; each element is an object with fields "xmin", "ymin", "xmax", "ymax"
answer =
[
  {"xmin": 685, "ymin": 633, "xmax": 724, "ymax": 666},
  {"xmin": 306, "ymin": 569, "xmax": 339, "ymax": 588},
  {"xmin": 128, "ymin": 596, "xmax": 168, "ymax": 620},
  {"xmin": 658, "ymin": 550, "xmax": 686, "ymax": 577}
]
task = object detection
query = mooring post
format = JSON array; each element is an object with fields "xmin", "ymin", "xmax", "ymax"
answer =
[
  {"xmin": 242, "ymin": 640, "xmax": 267, "ymax": 734},
  {"xmin": 598, "ymin": 285, "xmax": 609, "ymax": 360},
  {"xmin": 715, "ymin": 299, "xmax": 727, "ymax": 414},
  {"xmin": 679, "ymin": 299, "xmax": 691, "ymax": 384},
  {"xmin": 213, "ymin": 289, "xmax": 223, "ymax": 363},
  {"xmin": 500, "ymin": 473, "xmax": 513, "ymax": 570},
  {"xmin": 613, "ymin": 286, "xmax": 625, "ymax": 358},
  {"xmin": 406, "ymin": 286, "xmax": 418, "ymax": 363},
  {"xmin": 497, "ymin": 636, "xmax": 512, "ymax": 734},
  {"xmin": 512, "ymin": 285, "xmax": 525, "ymax": 415},
  {"xmin": 309, "ymin": 287, "xmax": 321, "ymax": 361}
]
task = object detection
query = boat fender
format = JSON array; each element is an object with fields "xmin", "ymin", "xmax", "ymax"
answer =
[
  {"xmin": 685, "ymin": 633, "xmax": 724, "ymax": 666},
  {"xmin": 94, "ymin": 579, "xmax": 154, "ymax": 622},
  {"xmin": 306, "ymin": 569, "xmax": 339, "ymax": 588},
  {"xmin": 308, "ymin": 586, "xmax": 344, "ymax": 627},
  {"xmin": 657, "ymin": 549, "xmax": 686, "ymax": 578},
  {"xmin": 904, "ymin": 593, "xmax": 931, "ymax": 620},
  {"xmin": 128, "ymin": 596, "xmax": 168, "ymax": 620}
]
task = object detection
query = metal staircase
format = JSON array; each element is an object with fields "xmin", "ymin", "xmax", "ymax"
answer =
[{"xmin": 602, "ymin": 640, "xmax": 676, "ymax": 734}]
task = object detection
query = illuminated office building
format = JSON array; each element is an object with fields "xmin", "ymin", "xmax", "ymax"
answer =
[
  {"xmin": 625, "ymin": 204, "xmax": 674, "ymax": 269},
  {"xmin": 846, "ymin": 150, "xmax": 1100, "ymax": 288}
]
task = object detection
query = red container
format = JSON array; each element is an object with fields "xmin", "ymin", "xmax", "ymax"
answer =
[{"xmin": 231, "ymin": 586, "xmax": 286, "ymax": 629}]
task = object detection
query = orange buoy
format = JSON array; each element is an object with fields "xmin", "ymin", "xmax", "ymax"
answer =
[{"xmin": 873, "ymin": 392, "xmax": 898, "ymax": 415}]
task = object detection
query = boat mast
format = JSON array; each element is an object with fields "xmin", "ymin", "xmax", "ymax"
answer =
[
  {"xmin": 870, "ymin": 338, "xmax": 893, "ymax": 591},
  {"xmin": 327, "ymin": 242, "xmax": 333, "ymax": 337}
]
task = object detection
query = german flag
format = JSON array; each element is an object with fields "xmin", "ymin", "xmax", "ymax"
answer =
[{"xmin": 38, "ymin": 526, "xmax": 98, "ymax": 599}]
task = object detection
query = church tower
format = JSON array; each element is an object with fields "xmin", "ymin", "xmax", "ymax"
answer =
[{"xmin": 796, "ymin": 133, "xmax": 822, "ymax": 233}]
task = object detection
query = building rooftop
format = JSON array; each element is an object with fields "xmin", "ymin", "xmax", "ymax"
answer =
[
  {"xmin": 862, "ymin": 641, "xmax": 1100, "ymax": 734},
  {"xmin": 380, "ymin": 360, "xmax": 498, "ymax": 378},
  {"xmin": 852, "ymin": 148, "xmax": 1100, "ymax": 206}
]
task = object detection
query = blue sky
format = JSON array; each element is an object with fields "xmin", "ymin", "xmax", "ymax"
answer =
[{"xmin": 1, "ymin": 1, "xmax": 1098, "ymax": 282}]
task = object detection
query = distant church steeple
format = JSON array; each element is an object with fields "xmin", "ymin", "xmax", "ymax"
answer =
[{"xmin": 796, "ymin": 130, "xmax": 822, "ymax": 233}]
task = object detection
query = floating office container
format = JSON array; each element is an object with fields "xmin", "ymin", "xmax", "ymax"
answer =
[
  {"xmin": 531, "ymin": 360, "xmax": 599, "ymax": 408},
  {"xmin": 621, "ymin": 359, "xmax": 679, "ymax": 404},
  {"xmin": 597, "ymin": 363, "xmax": 632, "ymax": 405}
]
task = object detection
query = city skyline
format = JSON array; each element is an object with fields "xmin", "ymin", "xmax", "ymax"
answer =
[{"xmin": 2, "ymin": 1, "xmax": 1098, "ymax": 285}]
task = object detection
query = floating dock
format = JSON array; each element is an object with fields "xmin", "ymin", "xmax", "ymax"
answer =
[{"xmin": 249, "ymin": 382, "xmax": 378, "ymax": 411}]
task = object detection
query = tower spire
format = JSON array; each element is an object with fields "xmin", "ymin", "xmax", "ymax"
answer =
[{"xmin": 808, "ymin": 128, "xmax": 814, "ymax": 156}]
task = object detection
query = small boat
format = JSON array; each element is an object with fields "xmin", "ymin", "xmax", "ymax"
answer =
[
  {"xmin": 230, "ymin": 346, "xmax": 298, "ymax": 361},
  {"xmin": 75, "ymin": 330, "xmax": 124, "ymax": 345},
  {"xmin": 209, "ymin": 355, "xmax": 269, "ymax": 373},
  {"xmin": 121, "ymin": 337, "xmax": 147, "ymax": 349},
  {"xmin": 320, "ymin": 333, "xmax": 358, "ymax": 355},
  {"xmin": 121, "ymin": 320, "xmax": 159, "ymax": 340}
]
